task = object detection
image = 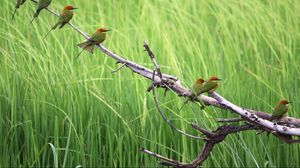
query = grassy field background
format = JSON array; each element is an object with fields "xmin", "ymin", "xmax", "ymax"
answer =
[{"xmin": 1, "ymin": 0, "xmax": 300, "ymax": 167}]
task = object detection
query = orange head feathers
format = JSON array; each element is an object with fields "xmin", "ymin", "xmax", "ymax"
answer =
[
  {"xmin": 278, "ymin": 99, "xmax": 291, "ymax": 105},
  {"xmin": 64, "ymin": 5, "xmax": 77, "ymax": 10},
  {"xmin": 96, "ymin": 28, "xmax": 111, "ymax": 32},
  {"xmin": 208, "ymin": 76, "xmax": 221, "ymax": 82},
  {"xmin": 195, "ymin": 78, "xmax": 205, "ymax": 84}
]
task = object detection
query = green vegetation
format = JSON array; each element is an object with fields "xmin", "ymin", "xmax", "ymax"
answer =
[{"xmin": 1, "ymin": 0, "xmax": 300, "ymax": 167}]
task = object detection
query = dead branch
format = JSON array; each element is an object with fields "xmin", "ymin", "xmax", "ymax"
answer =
[
  {"xmin": 216, "ymin": 117, "xmax": 243, "ymax": 123},
  {"xmin": 143, "ymin": 42, "xmax": 163, "ymax": 80},
  {"xmin": 140, "ymin": 123, "xmax": 258, "ymax": 168},
  {"xmin": 209, "ymin": 92, "xmax": 300, "ymax": 136}
]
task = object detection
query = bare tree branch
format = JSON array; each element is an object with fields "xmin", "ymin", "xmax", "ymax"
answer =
[
  {"xmin": 139, "ymin": 147, "xmax": 182, "ymax": 166},
  {"xmin": 209, "ymin": 92, "xmax": 300, "ymax": 136},
  {"xmin": 141, "ymin": 123, "xmax": 258, "ymax": 168},
  {"xmin": 143, "ymin": 42, "xmax": 162, "ymax": 80},
  {"xmin": 216, "ymin": 117, "xmax": 243, "ymax": 123}
]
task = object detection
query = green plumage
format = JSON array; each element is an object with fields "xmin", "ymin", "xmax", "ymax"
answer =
[
  {"xmin": 77, "ymin": 31, "xmax": 107, "ymax": 56},
  {"xmin": 44, "ymin": 8, "xmax": 74, "ymax": 38},
  {"xmin": 30, "ymin": 0, "xmax": 52, "ymax": 23},
  {"xmin": 192, "ymin": 80, "xmax": 206, "ymax": 109},
  {"xmin": 55, "ymin": 9, "xmax": 74, "ymax": 29},
  {"xmin": 12, "ymin": 0, "xmax": 27, "ymax": 19},
  {"xmin": 197, "ymin": 81, "xmax": 219, "ymax": 94},
  {"xmin": 192, "ymin": 81, "xmax": 204, "ymax": 95},
  {"xmin": 179, "ymin": 78, "xmax": 206, "ymax": 111},
  {"xmin": 271, "ymin": 103, "xmax": 288, "ymax": 120},
  {"xmin": 89, "ymin": 31, "xmax": 107, "ymax": 44}
]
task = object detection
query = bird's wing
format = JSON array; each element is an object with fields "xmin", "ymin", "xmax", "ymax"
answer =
[
  {"xmin": 60, "ymin": 10, "xmax": 73, "ymax": 23},
  {"xmin": 198, "ymin": 82, "xmax": 217, "ymax": 94},
  {"xmin": 192, "ymin": 84, "xmax": 202, "ymax": 94},
  {"xmin": 272, "ymin": 104, "xmax": 287, "ymax": 117},
  {"xmin": 90, "ymin": 32, "xmax": 106, "ymax": 44}
]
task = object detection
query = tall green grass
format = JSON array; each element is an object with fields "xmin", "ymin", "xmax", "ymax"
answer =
[{"xmin": 1, "ymin": 0, "xmax": 300, "ymax": 167}]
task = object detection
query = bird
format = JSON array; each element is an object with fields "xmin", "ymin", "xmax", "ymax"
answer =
[
  {"xmin": 191, "ymin": 78, "xmax": 206, "ymax": 96},
  {"xmin": 179, "ymin": 78, "xmax": 206, "ymax": 111},
  {"xmin": 44, "ymin": 5, "xmax": 77, "ymax": 39},
  {"xmin": 30, "ymin": 0, "xmax": 52, "ymax": 24},
  {"xmin": 12, "ymin": 0, "xmax": 27, "ymax": 20},
  {"xmin": 190, "ymin": 76, "xmax": 221, "ymax": 108},
  {"xmin": 270, "ymin": 99, "xmax": 291, "ymax": 121},
  {"xmin": 191, "ymin": 78, "xmax": 206, "ymax": 109},
  {"xmin": 76, "ymin": 28, "xmax": 111, "ymax": 58},
  {"xmin": 197, "ymin": 76, "xmax": 221, "ymax": 95},
  {"xmin": 179, "ymin": 76, "xmax": 221, "ymax": 111}
]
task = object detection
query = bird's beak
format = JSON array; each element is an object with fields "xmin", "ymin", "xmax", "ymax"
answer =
[
  {"xmin": 72, "ymin": 7, "xmax": 78, "ymax": 10},
  {"xmin": 217, "ymin": 79, "xmax": 221, "ymax": 81},
  {"xmin": 288, "ymin": 101, "xmax": 293, "ymax": 104},
  {"xmin": 104, "ymin": 29, "xmax": 111, "ymax": 32}
]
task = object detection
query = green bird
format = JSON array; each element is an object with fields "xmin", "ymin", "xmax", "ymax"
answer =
[
  {"xmin": 191, "ymin": 78, "xmax": 207, "ymax": 109},
  {"xmin": 270, "ymin": 99, "xmax": 291, "ymax": 121},
  {"xmin": 44, "ymin": 5, "xmax": 77, "ymax": 39},
  {"xmin": 30, "ymin": 0, "xmax": 52, "ymax": 24},
  {"xmin": 179, "ymin": 78, "xmax": 206, "ymax": 111},
  {"xmin": 12, "ymin": 0, "xmax": 27, "ymax": 20},
  {"xmin": 190, "ymin": 76, "xmax": 221, "ymax": 108},
  {"xmin": 191, "ymin": 78, "xmax": 206, "ymax": 96},
  {"xmin": 76, "ymin": 28, "xmax": 111, "ymax": 58},
  {"xmin": 179, "ymin": 76, "xmax": 221, "ymax": 111},
  {"xmin": 197, "ymin": 76, "xmax": 221, "ymax": 95}
]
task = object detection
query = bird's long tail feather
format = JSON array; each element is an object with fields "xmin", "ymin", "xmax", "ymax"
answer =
[
  {"xmin": 178, "ymin": 99, "xmax": 190, "ymax": 112},
  {"xmin": 77, "ymin": 41, "xmax": 94, "ymax": 58},
  {"xmin": 43, "ymin": 22, "xmax": 60, "ymax": 39},
  {"xmin": 59, "ymin": 22, "xmax": 67, "ymax": 29},
  {"xmin": 52, "ymin": 22, "xmax": 61, "ymax": 30},
  {"xmin": 30, "ymin": 17, "xmax": 36, "ymax": 25},
  {"xmin": 178, "ymin": 94, "xmax": 205, "ymax": 112},
  {"xmin": 30, "ymin": 9, "xmax": 41, "ymax": 25},
  {"xmin": 12, "ymin": 8, "xmax": 18, "ymax": 20},
  {"xmin": 43, "ymin": 29, "xmax": 53, "ymax": 39},
  {"xmin": 33, "ymin": 8, "xmax": 41, "ymax": 18},
  {"xmin": 21, "ymin": 0, "xmax": 26, "ymax": 5}
]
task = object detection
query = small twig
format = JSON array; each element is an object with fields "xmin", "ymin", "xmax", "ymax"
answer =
[
  {"xmin": 144, "ymin": 41, "xmax": 163, "ymax": 80},
  {"xmin": 139, "ymin": 148, "xmax": 182, "ymax": 165},
  {"xmin": 112, "ymin": 62, "xmax": 127, "ymax": 73},
  {"xmin": 216, "ymin": 117, "xmax": 243, "ymax": 123},
  {"xmin": 191, "ymin": 123, "xmax": 213, "ymax": 138}
]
